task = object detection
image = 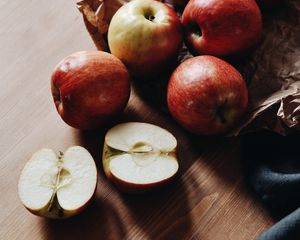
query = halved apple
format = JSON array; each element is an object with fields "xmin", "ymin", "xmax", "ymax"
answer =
[
  {"xmin": 103, "ymin": 122, "xmax": 179, "ymax": 193},
  {"xmin": 18, "ymin": 146, "xmax": 97, "ymax": 218}
]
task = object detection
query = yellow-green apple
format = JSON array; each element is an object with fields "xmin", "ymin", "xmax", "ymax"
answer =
[
  {"xmin": 107, "ymin": 0, "xmax": 183, "ymax": 77},
  {"xmin": 182, "ymin": 0, "xmax": 262, "ymax": 57},
  {"xmin": 51, "ymin": 51, "xmax": 130, "ymax": 129},
  {"xmin": 167, "ymin": 56, "xmax": 248, "ymax": 135},
  {"xmin": 18, "ymin": 146, "xmax": 97, "ymax": 218},
  {"xmin": 102, "ymin": 122, "xmax": 179, "ymax": 193}
]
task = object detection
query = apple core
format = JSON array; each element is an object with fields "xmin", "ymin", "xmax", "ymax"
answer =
[{"xmin": 40, "ymin": 152, "xmax": 72, "ymax": 215}]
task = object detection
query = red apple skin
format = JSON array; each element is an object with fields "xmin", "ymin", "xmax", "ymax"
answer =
[
  {"xmin": 167, "ymin": 56, "xmax": 248, "ymax": 135},
  {"xmin": 108, "ymin": 0, "xmax": 183, "ymax": 77},
  {"xmin": 182, "ymin": 0, "xmax": 262, "ymax": 57},
  {"xmin": 51, "ymin": 51, "xmax": 130, "ymax": 130}
]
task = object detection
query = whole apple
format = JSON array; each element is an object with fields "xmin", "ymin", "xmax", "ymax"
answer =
[
  {"xmin": 182, "ymin": 0, "xmax": 262, "ymax": 57},
  {"xmin": 51, "ymin": 51, "xmax": 130, "ymax": 129},
  {"xmin": 108, "ymin": 0, "xmax": 183, "ymax": 77},
  {"xmin": 167, "ymin": 56, "xmax": 248, "ymax": 135}
]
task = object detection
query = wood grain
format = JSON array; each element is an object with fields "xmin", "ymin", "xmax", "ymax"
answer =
[{"xmin": 0, "ymin": 0, "xmax": 274, "ymax": 239}]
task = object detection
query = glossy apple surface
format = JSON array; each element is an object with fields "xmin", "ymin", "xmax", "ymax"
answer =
[
  {"xmin": 18, "ymin": 146, "xmax": 97, "ymax": 218},
  {"xmin": 182, "ymin": 0, "xmax": 262, "ymax": 57},
  {"xmin": 103, "ymin": 122, "xmax": 179, "ymax": 193},
  {"xmin": 51, "ymin": 51, "xmax": 130, "ymax": 129},
  {"xmin": 108, "ymin": 0, "xmax": 183, "ymax": 77},
  {"xmin": 167, "ymin": 56, "xmax": 248, "ymax": 135}
]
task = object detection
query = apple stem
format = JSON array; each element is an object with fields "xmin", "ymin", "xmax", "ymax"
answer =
[
  {"xmin": 148, "ymin": 15, "xmax": 155, "ymax": 21},
  {"xmin": 189, "ymin": 24, "xmax": 202, "ymax": 37},
  {"xmin": 144, "ymin": 10, "xmax": 155, "ymax": 22},
  {"xmin": 216, "ymin": 105, "xmax": 227, "ymax": 124}
]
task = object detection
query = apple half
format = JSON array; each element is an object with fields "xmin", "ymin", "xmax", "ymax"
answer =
[
  {"xmin": 18, "ymin": 146, "xmax": 97, "ymax": 218},
  {"xmin": 103, "ymin": 122, "xmax": 179, "ymax": 193}
]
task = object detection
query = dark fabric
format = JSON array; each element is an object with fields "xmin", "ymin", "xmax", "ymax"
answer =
[{"xmin": 241, "ymin": 131, "xmax": 300, "ymax": 240}]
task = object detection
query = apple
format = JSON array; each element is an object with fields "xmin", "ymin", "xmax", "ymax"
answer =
[
  {"xmin": 102, "ymin": 122, "xmax": 179, "ymax": 193},
  {"xmin": 107, "ymin": 0, "xmax": 183, "ymax": 77},
  {"xmin": 182, "ymin": 0, "xmax": 262, "ymax": 57},
  {"xmin": 167, "ymin": 56, "xmax": 248, "ymax": 135},
  {"xmin": 18, "ymin": 146, "xmax": 97, "ymax": 218},
  {"xmin": 51, "ymin": 51, "xmax": 130, "ymax": 129}
]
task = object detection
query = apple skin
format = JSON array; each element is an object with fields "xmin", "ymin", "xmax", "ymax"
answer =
[
  {"xmin": 51, "ymin": 51, "xmax": 130, "ymax": 130},
  {"xmin": 167, "ymin": 56, "xmax": 248, "ymax": 135},
  {"xmin": 182, "ymin": 0, "xmax": 262, "ymax": 57},
  {"xmin": 108, "ymin": 0, "xmax": 183, "ymax": 77}
]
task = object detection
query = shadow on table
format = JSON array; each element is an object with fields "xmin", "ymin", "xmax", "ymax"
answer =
[
  {"xmin": 74, "ymin": 107, "xmax": 196, "ymax": 239},
  {"xmin": 62, "ymin": 97, "xmax": 262, "ymax": 239},
  {"xmin": 44, "ymin": 196, "xmax": 126, "ymax": 240},
  {"xmin": 120, "ymin": 177, "xmax": 194, "ymax": 239}
]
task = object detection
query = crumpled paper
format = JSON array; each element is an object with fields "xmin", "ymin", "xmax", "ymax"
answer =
[{"xmin": 77, "ymin": 0, "xmax": 300, "ymax": 135}]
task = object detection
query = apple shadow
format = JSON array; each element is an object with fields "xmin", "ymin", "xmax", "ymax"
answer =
[
  {"xmin": 76, "ymin": 107, "xmax": 198, "ymax": 239},
  {"xmin": 131, "ymin": 71, "xmax": 170, "ymax": 115},
  {"xmin": 131, "ymin": 44, "xmax": 193, "ymax": 115},
  {"xmin": 119, "ymin": 178, "xmax": 195, "ymax": 239},
  {"xmin": 68, "ymin": 101, "xmax": 261, "ymax": 239},
  {"xmin": 44, "ymin": 196, "xmax": 126, "ymax": 240},
  {"xmin": 115, "ymin": 109, "xmax": 243, "ymax": 239},
  {"xmin": 113, "ymin": 108, "xmax": 208, "ymax": 239},
  {"xmin": 188, "ymin": 134, "xmax": 243, "ymax": 183},
  {"xmin": 73, "ymin": 128, "xmax": 107, "ymax": 175}
]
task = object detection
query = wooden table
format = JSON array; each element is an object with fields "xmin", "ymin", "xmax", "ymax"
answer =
[{"xmin": 0, "ymin": 1, "xmax": 274, "ymax": 239}]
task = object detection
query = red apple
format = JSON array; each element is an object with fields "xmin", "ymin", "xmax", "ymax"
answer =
[
  {"xmin": 182, "ymin": 0, "xmax": 262, "ymax": 57},
  {"xmin": 51, "ymin": 51, "xmax": 130, "ymax": 129},
  {"xmin": 167, "ymin": 56, "xmax": 248, "ymax": 135},
  {"xmin": 107, "ymin": 0, "xmax": 183, "ymax": 77}
]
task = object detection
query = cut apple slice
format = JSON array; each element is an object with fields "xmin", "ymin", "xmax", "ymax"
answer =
[
  {"xmin": 18, "ymin": 146, "xmax": 97, "ymax": 218},
  {"xmin": 103, "ymin": 122, "xmax": 179, "ymax": 192}
]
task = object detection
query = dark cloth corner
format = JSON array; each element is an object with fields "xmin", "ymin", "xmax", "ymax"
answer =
[{"xmin": 241, "ymin": 131, "xmax": 300, "ymax": 240}]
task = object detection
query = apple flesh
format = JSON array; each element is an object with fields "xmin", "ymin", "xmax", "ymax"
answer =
[
  {"xmin": 167, "ymin": 56, "xmax": 248, "ymax": 135},
  {"xmin": 18, "ymin": 146, "xmax": 97, "ymax": 218},
  {"xmin": 103, "ymin": 122, "xmax": 179, "ymax": 193},
  {"xmin": 108, "ymin": 0, "xmax": 183, "ymax": 77},
  {"xmin": 182, "ymin": 0, "xmax": 262, "ymax": 57},
  {"xmin": 51, "ymin": 51, "xmax": 130, "ymax": 129}
]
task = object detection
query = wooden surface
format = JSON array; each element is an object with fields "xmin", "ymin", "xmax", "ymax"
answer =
[{"xmin": 0, "ymin": 1, "xmax": 274, "ymax": 239}]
